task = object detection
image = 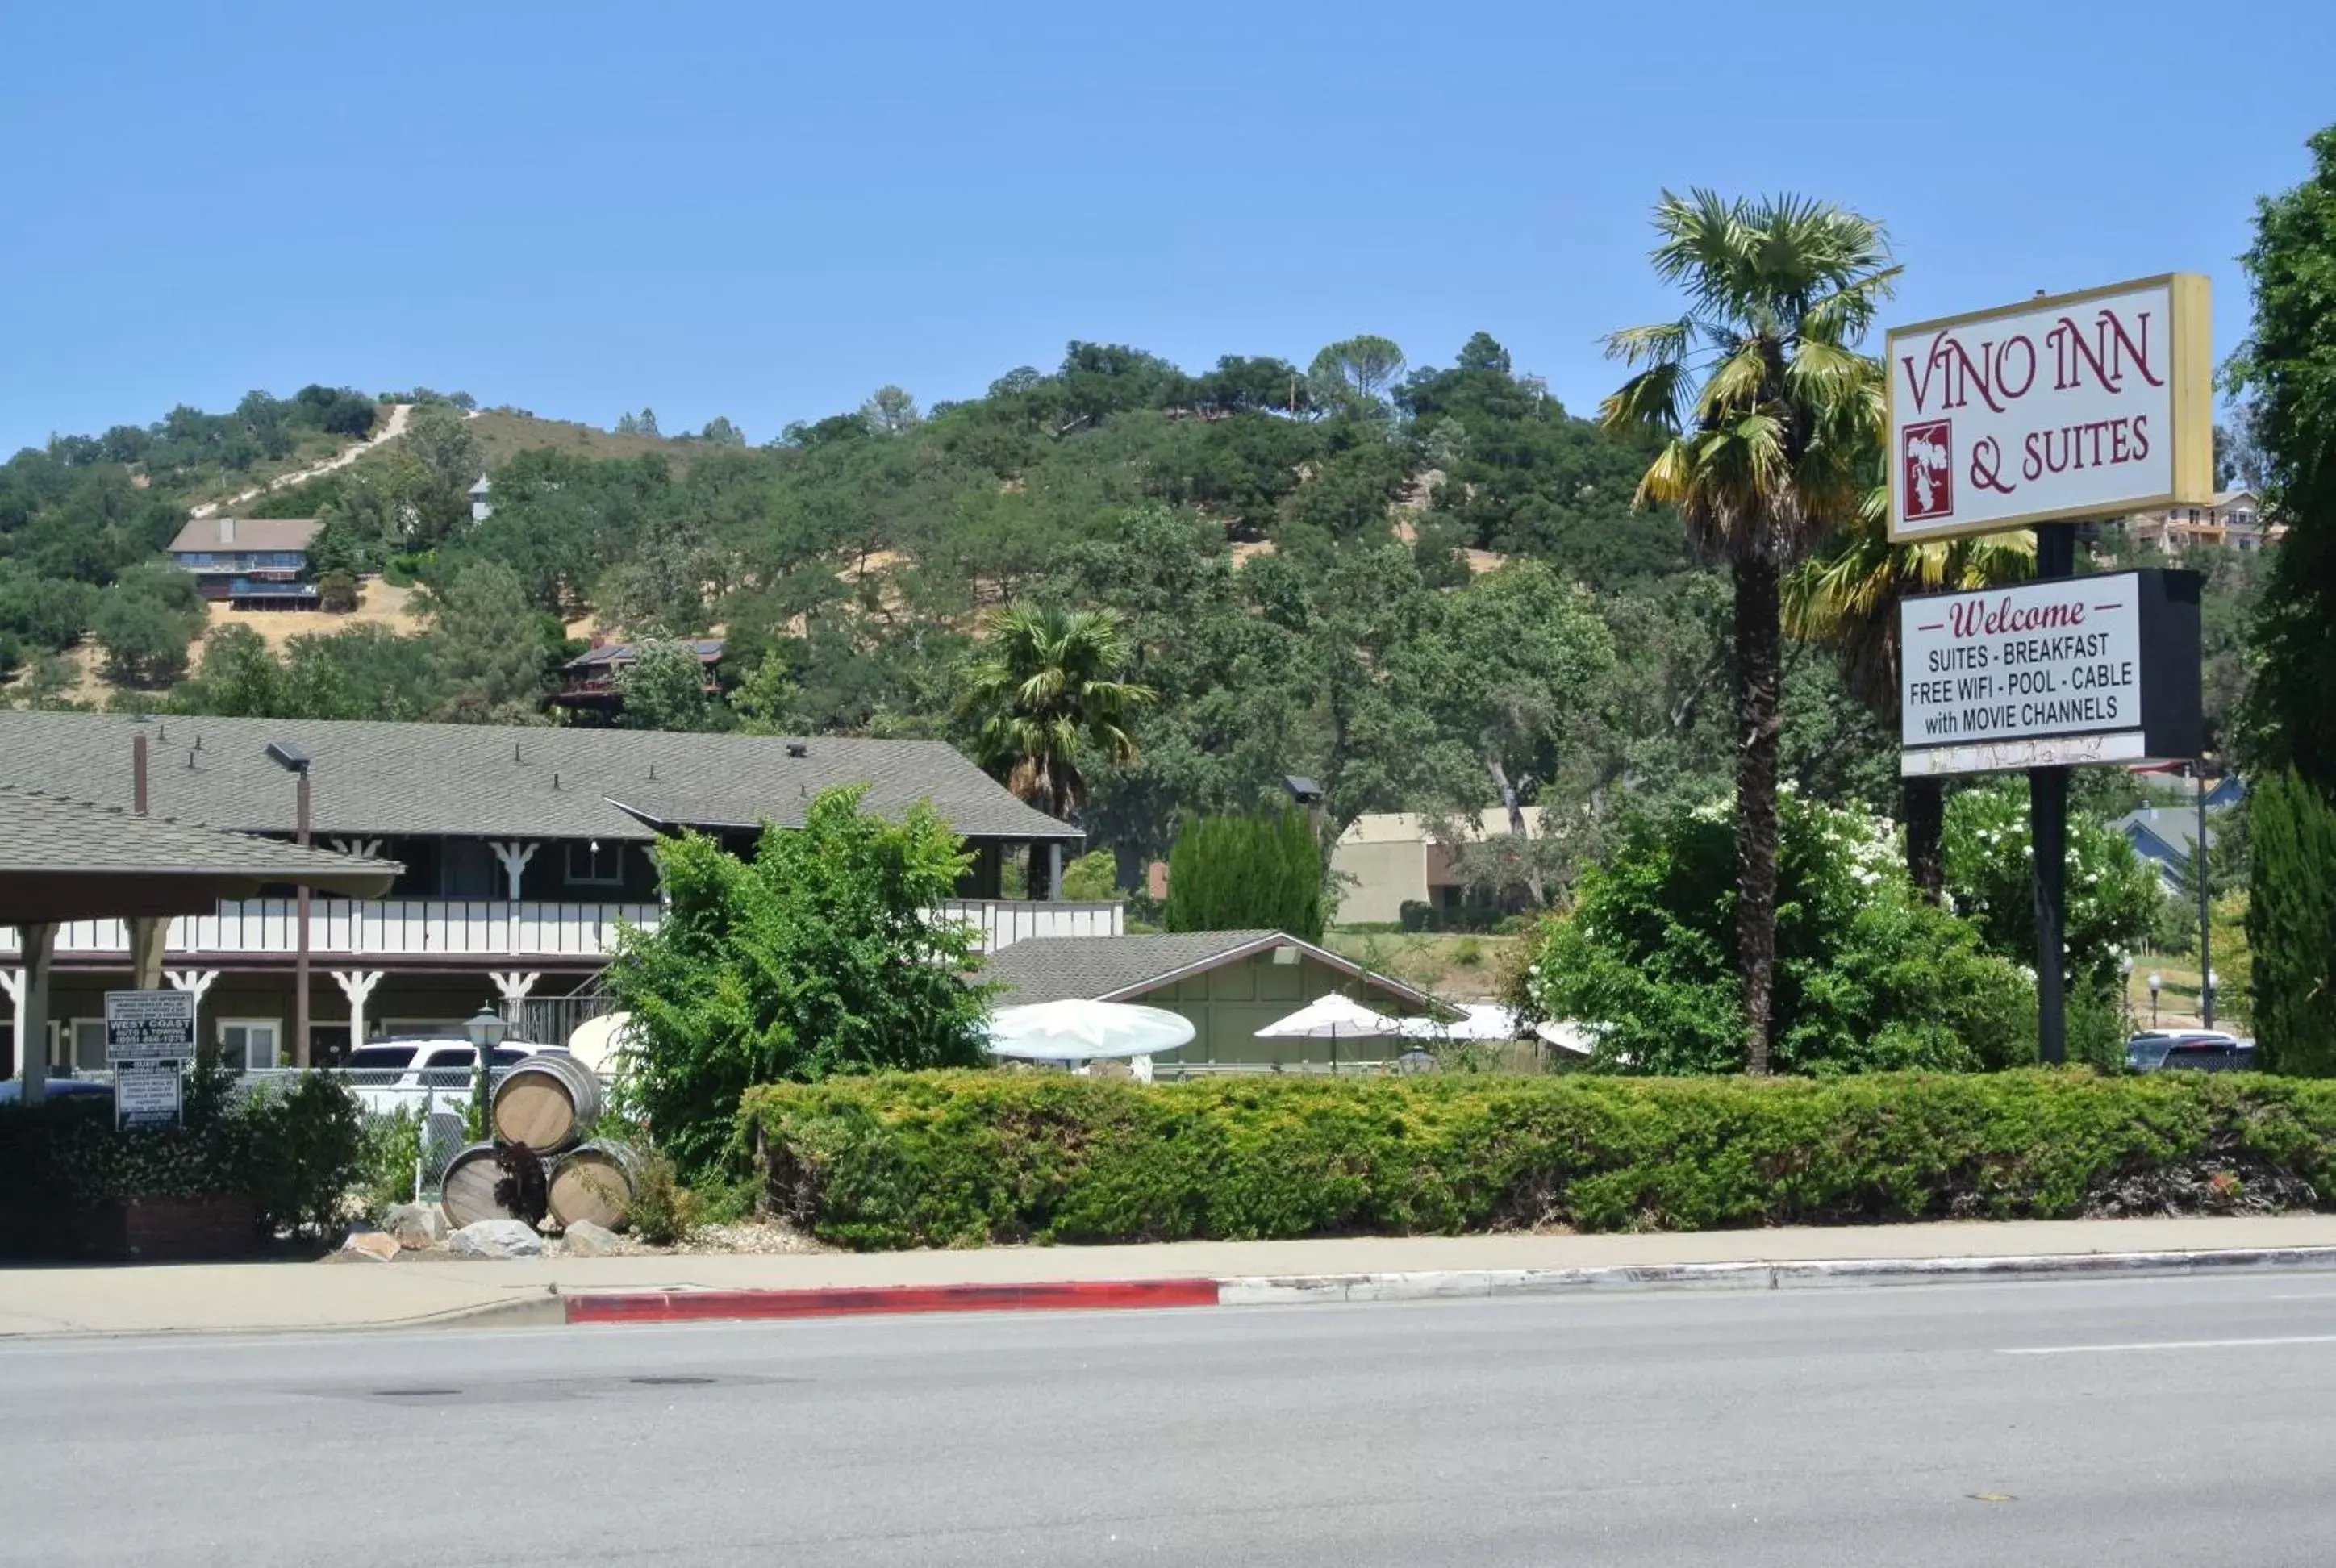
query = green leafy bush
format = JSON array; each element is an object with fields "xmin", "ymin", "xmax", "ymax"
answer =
[
  {"xmin": 607, "ymin": 786, "xmax": 992, "ymax": 1176},
  {"xmin": 622, "ymin": 1146, "xmax": 702, "ymax": 1245},
  {"xmin": 743, "ymin": 1070, "xmax": 2336, "ymax": 1250},
  {"xmin": 357, "ymin": 1106, "xmax": 423, "ymax": 1220},
  {"xmin": 0, "ymin": 1069, "xmax": 368, "ymax": 1243},
  {"xmin": 1516, "ymin": 792, "xmax": 2033, "ymax": 1074}
]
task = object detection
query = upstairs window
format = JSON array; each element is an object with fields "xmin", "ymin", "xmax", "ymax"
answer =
[{"xmin": 566, "ymin": 840, "xmax": 624, "ymax": 886}]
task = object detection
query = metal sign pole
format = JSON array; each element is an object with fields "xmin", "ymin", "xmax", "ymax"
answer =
[{"xmin": 2029, "ymin": 523, "xmax": 2078, "ymax": 1065}]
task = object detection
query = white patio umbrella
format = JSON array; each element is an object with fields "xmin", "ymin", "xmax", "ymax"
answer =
[
  {"xmin": 1255, "ymin": 993, "xmax": 1408, "ymax": 1068},
  {"xmin": 1398, "ymin": 1003, "xmax": 1521, "ymax": 1042},
  {"xmin": 987, "ymin": 1000, "xmax": 1196, "ymax": 1070}
]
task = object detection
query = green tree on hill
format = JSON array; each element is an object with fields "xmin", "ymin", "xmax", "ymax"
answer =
[{"xmin": 1600, "ymin": 190, "xmax": 1897, "ymax": 1074}]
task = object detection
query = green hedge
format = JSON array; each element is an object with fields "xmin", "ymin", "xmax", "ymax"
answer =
[{"xmin": 740, "ymin": 1070, "xmax": 2336, "ymax": 1250}]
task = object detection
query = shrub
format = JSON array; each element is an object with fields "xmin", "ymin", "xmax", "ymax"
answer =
[
  {"xmin": 0, "ymin": 1069, "xmax": 368, "ymax": 1244},
  {"xmin": 357, "ymin": 1106, "xmax": 423, "ymax": 1220},
  {"xmin": 607, "ymin": 786, "xmax": 991, "ymax": 1177},
  {"xmin": 743, "ymin": 1070, "xmax": 2336, "ymax": 1251},
  {"xmin": 623, "ymin": 1147, "xmax": 702, "ymax": 1245},
  {"xmin": 1516, "ymin": 792, "xmax": 2034, "ymax": 1075}
]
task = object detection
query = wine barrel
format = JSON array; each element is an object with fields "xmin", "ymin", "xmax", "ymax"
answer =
[
  {"xmin": 440, "ymin": 1142, "xmax": 521, "ymax": 1229},
  {"xmin": 548, "ymin": 1141, "xmax": 642, "ymax": 1232},
  {"xmin": 490, "ymin": 1053, "xmax": 603, "ymax": 1155}
]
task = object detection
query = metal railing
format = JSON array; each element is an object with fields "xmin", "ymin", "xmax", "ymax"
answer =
[{"xmin": 0, "ymin": 896, "xmax": 1123, "ymax": 963}]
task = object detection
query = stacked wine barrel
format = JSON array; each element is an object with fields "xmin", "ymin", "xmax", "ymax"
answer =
[{"xmin": 440, "ymin": 1055, "xmax": 637, "ymax": 1233}]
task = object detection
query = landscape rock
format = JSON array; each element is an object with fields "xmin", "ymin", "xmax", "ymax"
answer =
[
  {"xmin": 447, "ymin": 1219, "xmax": 544, "ymax": 1259},
  {"xmin": 561, "ymin": 1219, "xmax": 623, "ymax": 1257},
  {"xmin": 339, "ymin": 1231, "xmax": 401, "ymax": 1262},
  {"xmin": 383, "ymin": 1203, "xmax": 448, "ymax": 1250}
]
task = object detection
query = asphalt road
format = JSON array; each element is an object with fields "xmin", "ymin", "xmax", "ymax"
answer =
[{"xmin": 6, "ymin": 1272, "xmax": 2336, "ymax": 1566}]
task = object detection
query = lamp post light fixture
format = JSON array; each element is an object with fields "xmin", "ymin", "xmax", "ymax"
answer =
[
  {"xmin": 265, "ymin": 741, "xmax": 314, "ymax": 1068},
  {"xmin": 462, "ymin": 1006, "xmax": 509, "ymax": 1136},
  {"xmin": 2205, "ymin": 970, "xmax": 2220, "ymax": 1029},
  {"xmin": 2120, "ymin": 954, "xmax": 2134, "ymax": 1032},
  {"xmin": 2148, "ymin": 971, "xmax": 2163, "ymax": 1031}
]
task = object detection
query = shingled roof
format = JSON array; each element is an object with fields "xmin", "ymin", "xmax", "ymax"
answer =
[
  {"xmin": 0, "ymin": 712, "xmax": 1078, "ymax": 844},
  {"xmin": 0, "ymin": 786, "xmax": 399, "ymax": 922},
  {"xmin": 983, "ymin": 929, "xmax": 1438, "ymax": 1008}
]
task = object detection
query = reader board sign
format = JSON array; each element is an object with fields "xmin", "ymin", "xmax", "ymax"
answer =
[
  {"xmin": 1899, "ymin": 569, "xmax": 2201, "ymax": 777},
  {"xmin": 1886, "ymin": 276, "xmax": 2213, "ymax": 542},
  {"xmin": 104, "ymin": 989, "xmax": 196, "ymax": 1065}
]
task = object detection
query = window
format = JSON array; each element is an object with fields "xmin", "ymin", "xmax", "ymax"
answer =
[
  {"xmin": 345, "ymin": 1046, "xmax": 418, "ymax": 1072},
  {"xmin": 566, "ymin": 840, "xmax": 624, "ymax": 886},
  {"xmin": 420, "ymin": 1045, "xmax": 478, "ymax": 1090},
  {"xmin": 218, "ymin": 1020, "xmax": 281, "ymax": 1073}
]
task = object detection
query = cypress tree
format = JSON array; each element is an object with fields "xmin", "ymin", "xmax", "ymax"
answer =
[
  {"xmin": 2249, "ymin": 771, "xmax": 2336, "ymax": 1074},
  {"xmin": 1165, "ymin": 807, "xmax": 1325, "ymax": 940}
]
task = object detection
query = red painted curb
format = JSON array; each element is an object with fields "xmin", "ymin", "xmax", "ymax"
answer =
[{"xmin": 562, "ymin": 1277, "xmax": 1223, "ymax": 1325}]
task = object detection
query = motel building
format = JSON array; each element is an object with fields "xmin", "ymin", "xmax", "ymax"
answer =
[{"xmin": 0, "ymin": 712, "xmax": 1109, "ymax": 1075}]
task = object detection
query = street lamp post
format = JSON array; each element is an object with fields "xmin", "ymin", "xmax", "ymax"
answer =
[
  {"xmin": 2147, "ymin": 971, "xmax": 2163, "ymax": 1031},
  {"xmin": 265, "ymin": 742, "xmax": 312, "ymax": 1069},
  {"xmin": 2119, "ymin": 954, "xmax": 2134, "ymax": 1034},
  {"xmin": 464, "ymin": 1006, "xmax": 509, "ymax": 1139},
  {"xmin": 2195, "ymin": 759, "xmax": 2217, "ymax": 1030}
]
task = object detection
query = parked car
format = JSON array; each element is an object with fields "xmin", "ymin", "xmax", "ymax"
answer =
[
  {"xmin": 342, "ymin": 1039, "xmax": 571, "ymax": 1116},
  {"xmin": 0, "ymin": 1076, "xmax": 118, "ymax": 1107},
  {"xmin": 2125, "ymin": 1030, "xmax": 2255, "ymax": 1073}
]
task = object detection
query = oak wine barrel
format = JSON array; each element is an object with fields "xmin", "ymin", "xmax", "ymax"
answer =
[
  {"xmin": 490, "ymin": 1053, "xmax": 603, "ymax": 1155},
  {"xmin": 547, "ymin": 1141, "xmax": 642, "ymax": 1232},
  {"xmin": 440, "ymin": 1142, "xmax": 522, "ymax": 1229}
]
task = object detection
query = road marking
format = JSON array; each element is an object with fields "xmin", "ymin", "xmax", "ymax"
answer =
[{"xmin": 2001, "ymin": 1333, "xmax": 2336, "ymax": 1356}]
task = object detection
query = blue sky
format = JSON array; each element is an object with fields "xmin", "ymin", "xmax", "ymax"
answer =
[{"xmin": 3, "ymin": 1, "xmax": 2330, "ymax": 452}]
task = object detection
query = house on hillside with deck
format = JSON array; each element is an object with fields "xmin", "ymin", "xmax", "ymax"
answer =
[
  {"xmin": 0, "ymin": 712, "xmax": 1106, "ymax": 1075},
  {"xmin": 165, "ymin": 516, "xmax": 321, "ymax": 607}
]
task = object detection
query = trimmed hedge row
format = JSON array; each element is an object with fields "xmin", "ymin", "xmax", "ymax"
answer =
[{"xmin": 740, "ymin": 1070, "xmax": 2336, "ymax": 1250}]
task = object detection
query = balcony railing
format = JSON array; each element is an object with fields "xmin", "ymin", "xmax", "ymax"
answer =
[{"xmin": 0, "ymin": 897, "xmax": 1123, "ymax": 964}]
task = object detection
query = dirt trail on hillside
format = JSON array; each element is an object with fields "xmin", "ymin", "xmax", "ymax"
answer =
[{"xmin": 188, "ymin": 402, "xmax": 416, "ymax": 519}]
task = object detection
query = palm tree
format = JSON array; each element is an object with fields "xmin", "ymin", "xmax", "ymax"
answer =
[
  {"xmin": 959, "ymin": 605, "xmax": 1156, "ymax": 823},
  {"xmin": 1787, "ymin": 507, "xmax": 2033, "ymax": 896},
  {"xmin": 1600, "ymin": 190, "xmax": 1898, "ymax": 1074}
]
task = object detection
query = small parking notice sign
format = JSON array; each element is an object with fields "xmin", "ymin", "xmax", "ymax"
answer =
[
  {"xmin": 116, "ymin": 1062, "xmax": 182, "ymax": 1129},
  {"xmin": 105, "ymin": 990, "xmax": 196, "ymax": 1065}
]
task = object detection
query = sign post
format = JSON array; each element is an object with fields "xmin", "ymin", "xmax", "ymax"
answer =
[
  {"xmin": 1889, "ymin": 277, "xmax": 2212, "ymax": 1066},
  {"xmin": 104, "ymin": 989, "xmax": 196, "ymax": 1131}
]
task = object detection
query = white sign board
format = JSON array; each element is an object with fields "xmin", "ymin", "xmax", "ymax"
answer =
[
  {"xmin": 1902, "ymin": 578, "xmax": 2142, "ymax": 750},
  {"xmin": 115, "ymin": 1062, "xmax": 182, "ymax": 1129},
  {"xmin": 104, "ymin": 989, "xmax": 196, "ymax": 1065},
  {"xmin": 1887, "ymin": 275, "xmax": 2212, "ymax": 541}
]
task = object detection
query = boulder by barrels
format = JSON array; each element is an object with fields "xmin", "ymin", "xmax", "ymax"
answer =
[
  {"xmin": 490, "ymin": 1053, "xmax": 603, "ymax": 1155},
  {"xmin": 547, "ymin": 1141, "xmax": 641, "ymax": 1232},
  {"xmin": 440, "ymin": 1142, "xmax": 521, "ymax": 1229}
]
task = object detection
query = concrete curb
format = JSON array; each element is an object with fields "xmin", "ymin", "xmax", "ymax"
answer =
[
  {"xmin": 562, "ymin": 1277, "xmax": 1220, "ymax": 1324},
  {"xmin": 1216, "ymin": 1245, "xmax": 2336, "ymax": 1307}
]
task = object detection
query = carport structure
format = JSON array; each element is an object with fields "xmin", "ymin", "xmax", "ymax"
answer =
[{"xmin": 0, "ymin": 786, "xmax": 398, "ymax": 1103}]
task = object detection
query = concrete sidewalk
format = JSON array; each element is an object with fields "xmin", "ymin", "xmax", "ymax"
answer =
[{"xmin": 9, "ymin": 1214, "xmax": 2336, "ymax": 1338}]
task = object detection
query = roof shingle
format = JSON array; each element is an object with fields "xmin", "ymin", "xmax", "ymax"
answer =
[{"xmin": 0, "ymin": 712, "xmax": 1077, "ymax": 844}]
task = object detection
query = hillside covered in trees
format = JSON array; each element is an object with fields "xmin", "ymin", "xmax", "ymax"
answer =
[{"xmin": 3, "ymin": 329, "xmax": 2228, "ymax": 901}]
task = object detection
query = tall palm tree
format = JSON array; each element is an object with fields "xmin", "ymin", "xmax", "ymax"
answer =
[
  {"xmin": 960, "ymin": 605, "xmax": 1156, "ymax": 822},
  {"xmin": 1787, "ymin": 506, "xmax": 2034, "ymax": 897},
  {"xmin": 1600, "ymin": 190, "xmax": 1898, "ymax": 1074}
]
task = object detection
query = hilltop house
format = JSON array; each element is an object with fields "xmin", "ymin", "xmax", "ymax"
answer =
[
  {"xmin": 0, "ymin": 712, "xmax": 1104, "ymax": 1074},
  {"xmin": 1329, "ymin": 807, "xmax": 1546, "ymax": 925},
  {"xmin": 2115, "ymin": 807, "xmax": 2215, "ymax": 893},
  {"xmin": 165, "ymin": 516, "xmax": 322, "ymax": 607},
  {"xmin": 553, "ymin": 638, "xmax": 725, "ymax": 715},
  {"xmin": 2125, "ymin": 490, "xmax": 2283, "ymax": 556}
]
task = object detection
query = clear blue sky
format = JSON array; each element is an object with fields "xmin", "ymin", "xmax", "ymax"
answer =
[{"xmin": 5, "ymin": 1, "xmax": 2330, "ymax": 453}]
